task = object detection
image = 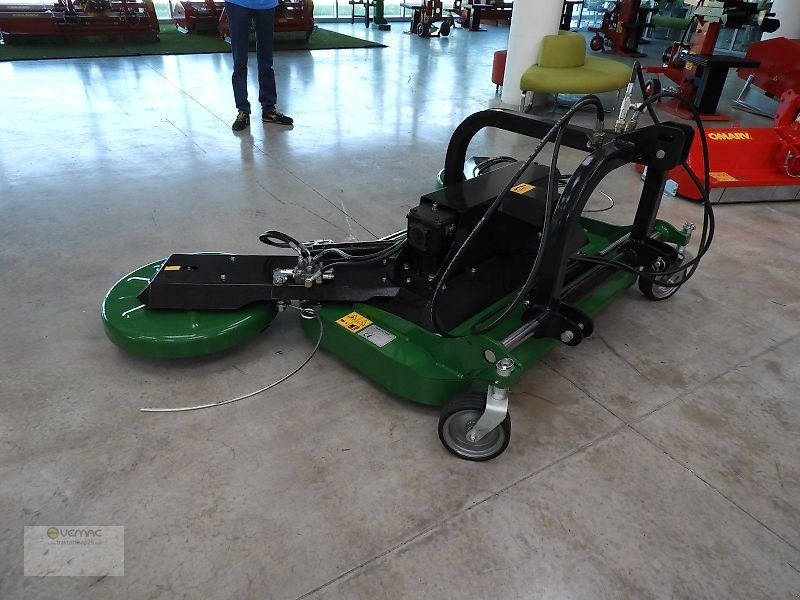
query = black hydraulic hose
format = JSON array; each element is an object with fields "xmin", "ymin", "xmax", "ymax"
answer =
[
  {"xmin": 429, "ymin": 95, "xmax": 607, "ymax": 338},
  {"xmin": 318, "ymin": 238, "xmax": 406, "ymax": 272},
  {"xmin": 631, "ymin": 61, "xmax": 660, "ymax": 123},
  {"xmin": 313, "ymin": 239, "xmax": 404, "ymax": 266},
  {"xmin": 260, "ymin": 230, "xmax": 312, "ymax": 261}
]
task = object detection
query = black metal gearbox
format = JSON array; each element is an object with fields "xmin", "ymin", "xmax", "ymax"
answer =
[{"xmin": 406, "ymin": 203, "xmax": 458, "ymax": 256}]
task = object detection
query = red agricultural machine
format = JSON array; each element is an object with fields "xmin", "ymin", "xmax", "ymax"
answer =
[
  {"xmin": 643, "ymin": 0, "xmax": 779, "ymax": 121},
  {"xmin": 588, "ymin": 0, "xmax": 657, "ymax": 58},
  {"xmin": 218, "ymin": 0, "xmax": 315, "ymax": 42},
  {"xmin": 735, "ymin": 37, "xmax": 800, "ymax": 118},
  {"xmin": 0, "ymin": 0, "xmax": 159, "ymax": 43},
  {"xmin": 663, "ymin": 90, "xmax": 800, "ymax": 203},
  {"xmin": 170, "ymin": 0, "xmax": 223, "ymax": 33}
]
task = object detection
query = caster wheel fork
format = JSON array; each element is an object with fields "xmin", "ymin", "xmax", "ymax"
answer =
[{"xmin": 438, "ymin": 393, "xmax": 511, "ymax": 461}]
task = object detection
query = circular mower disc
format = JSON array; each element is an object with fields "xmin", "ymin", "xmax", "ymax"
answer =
[{"xmin": 102, "ymin": 259, "xmax": 277, "ymax": 359}]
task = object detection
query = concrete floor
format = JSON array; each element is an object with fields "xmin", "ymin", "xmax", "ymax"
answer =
[{"xmin": 1, "ymin": 21, "xmax": 799, "ymax": 599}]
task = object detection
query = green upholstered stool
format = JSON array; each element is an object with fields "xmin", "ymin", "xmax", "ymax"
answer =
[
  {"xmin": 651, "ymin": 15, "xmax": 691, "ymax": 31},
  {"xmin": 650, "ymin": 14, "xmax": 691, "ymax": 41},
  {"xmin": 519, "ymin": 33, "xmax": 631, "ymax": 112}
]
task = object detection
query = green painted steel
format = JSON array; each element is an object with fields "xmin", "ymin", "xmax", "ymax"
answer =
[
  {"xmin": 299, "ymin": 216, "xmax": 670, "ymax": 407},
  {"xmin": 102, "ymin": 216, "xmax": 685, "ymax": 386},
  {"xmin": 102, "ymin": 260, "xmax": 277, "ymax": 359}
]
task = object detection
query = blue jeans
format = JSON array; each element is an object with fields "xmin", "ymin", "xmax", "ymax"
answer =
[{"xmin": 226, "ymin": 1, "xmax": 277, "ymax": 114}]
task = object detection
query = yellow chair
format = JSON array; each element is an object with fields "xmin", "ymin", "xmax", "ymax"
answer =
[{"xmin": 519, "ymin": 32, "xmax": 632, "ymax": 111}]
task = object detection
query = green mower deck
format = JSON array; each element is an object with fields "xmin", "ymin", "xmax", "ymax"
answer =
[{"xmin": 102, "ymin": 259, "xmax": 278, "ymax": 359}]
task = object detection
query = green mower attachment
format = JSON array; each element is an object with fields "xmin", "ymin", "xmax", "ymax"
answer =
[{"xmin": 102, "ymin": 105, "xmax": 707, "ymax": 461}]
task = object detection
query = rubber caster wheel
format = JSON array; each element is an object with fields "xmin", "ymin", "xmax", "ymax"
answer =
[
  {"xmin": 440, "ymin": 20, "xmax": 451, "ymax": 36},
  {"xmin": 438, "ymin": 393, "xmax": 511, "ymax": 461},
  {"xmin": 638, "ymin": 251, "xmax": 693, "ymax": 301},
  {"xmin": 416, "ymin": 22, "xmax": 427, "ymax": 37},
  {"xmin": 644, "ymin": 78, "xmax": 661, "ymax": 98},
  {"xmin": 590, "ymin": 35, "xmax": 604, "ymax": 52}
]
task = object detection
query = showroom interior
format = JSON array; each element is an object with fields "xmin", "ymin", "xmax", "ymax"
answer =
[{"xmin": 1, "ymin": 0, "xmax": 799, "ymax": 597}]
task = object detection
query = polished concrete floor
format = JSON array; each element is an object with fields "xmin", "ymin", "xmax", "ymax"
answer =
[{"xmin": 1, "ymin": 21, "xmax": 799, "ymax": 599}]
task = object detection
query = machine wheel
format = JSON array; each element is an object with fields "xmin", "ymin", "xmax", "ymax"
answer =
[
  {"xmin": 638, "ymin": 251, "xmax": 693, "ymax": 301},
  {"xmin": 416, "ymin": 21, "xmax": 427, "ymax": 37},
  {"xmin": 590, "ymin": 35, "xmax": 604, "ymax": 52},
  {"xmin": 438, "ymin": 393, "xmax": 511, "ymax": 461},
  {"xmin": 644, "ymin": 78, "xmax": 662, "ymax": 98},
  {"xmin": 439, "ymin": 20, "xmax": 451, "ymax": 36},
  {"xmin": 662, "ymin": 47, "xmax": 672, "ymax": 65}
]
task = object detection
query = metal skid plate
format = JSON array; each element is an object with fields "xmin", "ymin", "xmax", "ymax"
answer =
[{"xmin": 139, "ymin": 253, "xmax": 400, "ymax": 310}]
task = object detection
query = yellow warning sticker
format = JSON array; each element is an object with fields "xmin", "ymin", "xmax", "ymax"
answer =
[
  {"xmin": 710, "ymin": 172, "xmax": 739, "ymax": 182},
  {"xmin": 336, "ymin": 311, "xmax": 373, "ymax": 333},
  {"xmin": 511, "ymin": 183, "xmax": 536, "ymax": 194},
  {"xmin": 164, "ymin": 265, "xmax": 181, "ymax": 271}
]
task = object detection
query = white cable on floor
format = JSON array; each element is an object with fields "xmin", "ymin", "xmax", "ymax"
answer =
[{"xmin": 140, "ymin": 305, "xmax": 322, "ymax": 413}]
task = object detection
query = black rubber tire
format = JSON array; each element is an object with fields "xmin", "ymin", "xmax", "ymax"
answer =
[
  {"xmin": 638, "ymin": 252, "xmax": 692, "ymax": 301},
  {"xmin": 440, "ymin": 20, "xmax": 451, "ymax": 36},
  {"xmin": 644, "ymin": 78, "xmax": 662, "ymax": 98},
  {"xmin": 590, "ymin": 35, "xmax": 604, "ymax": 52},
  {"xmin": 438, "ymin": 393, "xmax": 511, "ymax": 461},
  {"xmin": 416, "ymin": 21, "xmax": 426, "ymax": 37}
]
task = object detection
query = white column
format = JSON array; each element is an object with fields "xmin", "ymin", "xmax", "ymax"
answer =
[
  {"xmin": 500, "ymin": 0, "xmax": 564, "ymax": 105},
  {"xmin": 762, "ymin": 0, "xmax": 800, "ymax": 40}
]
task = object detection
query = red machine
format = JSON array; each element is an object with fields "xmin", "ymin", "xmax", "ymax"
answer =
[
  {"xmin": 588, "ymin": 0, "xmax": 657, "ymax": 58},
  {"xmin": 408, "ymin": 1, "xmax": 454, "ymax": 37},
  {"xmin": 218, "ymin": 0, "xmax": 315, "ymax": 42},
  {"xmin": 735, "ymin": 37, "xmax": 800, "ymax": 117},
  {"xmin": 171, "ymin": 0, "xmax": 223, "ymax": 34},
  {"xmin": 644, "ymin": 0, "xmax": 779, "ymax": 121},
  {"xmin": 648, "ymin": 91, "xmax": 800, "ymax": 203},
  {"xmin": 0, "ymin": 0, "xmax": 159, "ymax": 42}
]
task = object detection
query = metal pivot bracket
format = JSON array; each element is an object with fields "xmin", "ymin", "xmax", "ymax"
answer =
[
  {"xmin": 466, "ymin": 358, "xmax": 514, "ymax": 443},
  {"xmin": 521, "ymin": 303, "xmax": 594, "ymax": 347},
  {"xmin": 626, "ymin": 237, "xmax": 681, "ymax": 270}
]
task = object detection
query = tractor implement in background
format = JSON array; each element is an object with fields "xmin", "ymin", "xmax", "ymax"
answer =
[
  {"xmin": 640, "ymin": 89, "xmax": 800, "ymax": 203},
  {"xmin": 217, "ymin": 0, "xmax": 315, "ymax": 43},
  {"xmin": 643, "ymin": 0, "xmax": 779, "ymax": 121},
  {"xmin": 0, "ymin": 0, "xmax": 159, "ymax": 43}
]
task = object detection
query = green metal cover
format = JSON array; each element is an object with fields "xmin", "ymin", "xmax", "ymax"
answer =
[
  {"xmin": 299, "ymin": 218, "xmax": 688, "ymax": 407},
  {"xmin": 102, "ymin": 260, "xmax": 277, "ymax": 359}
]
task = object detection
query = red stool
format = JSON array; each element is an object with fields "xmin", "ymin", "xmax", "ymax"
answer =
[{"xmin": 492, "ymin": 50, "xmax": 507, "ymax": 93}]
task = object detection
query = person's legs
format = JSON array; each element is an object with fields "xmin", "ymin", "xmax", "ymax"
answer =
[
  {"xmin": 226, "ymin": 1, "xmax": 252, "ymax": 114},
  {"xmin": 251, "ymin": 7, "xmax": 277, "ymax": 112}
]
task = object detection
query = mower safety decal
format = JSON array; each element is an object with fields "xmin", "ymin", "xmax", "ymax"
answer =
[
  {"xmin": 163, "ymin": 265, "xmax": 182, "ymax": 271},
  {"xmin": 336, "ymin": 311, "xmax": 373, "ymax": 333},
  {"xmin": 511, "ymin": 183, "xmax": 536, "ymax": 194},
  {"xmin": 358, "ymin": 325, "xmax": 396, "ymax": 348},
  {"xmin": 710, "ymin": 172, "xmax": 740, "ymax": 182}
]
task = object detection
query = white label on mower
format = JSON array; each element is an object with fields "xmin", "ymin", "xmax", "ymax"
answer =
[{"xmin": 358, "ymin": 325, "xmax": 396, "ymax": 348}]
